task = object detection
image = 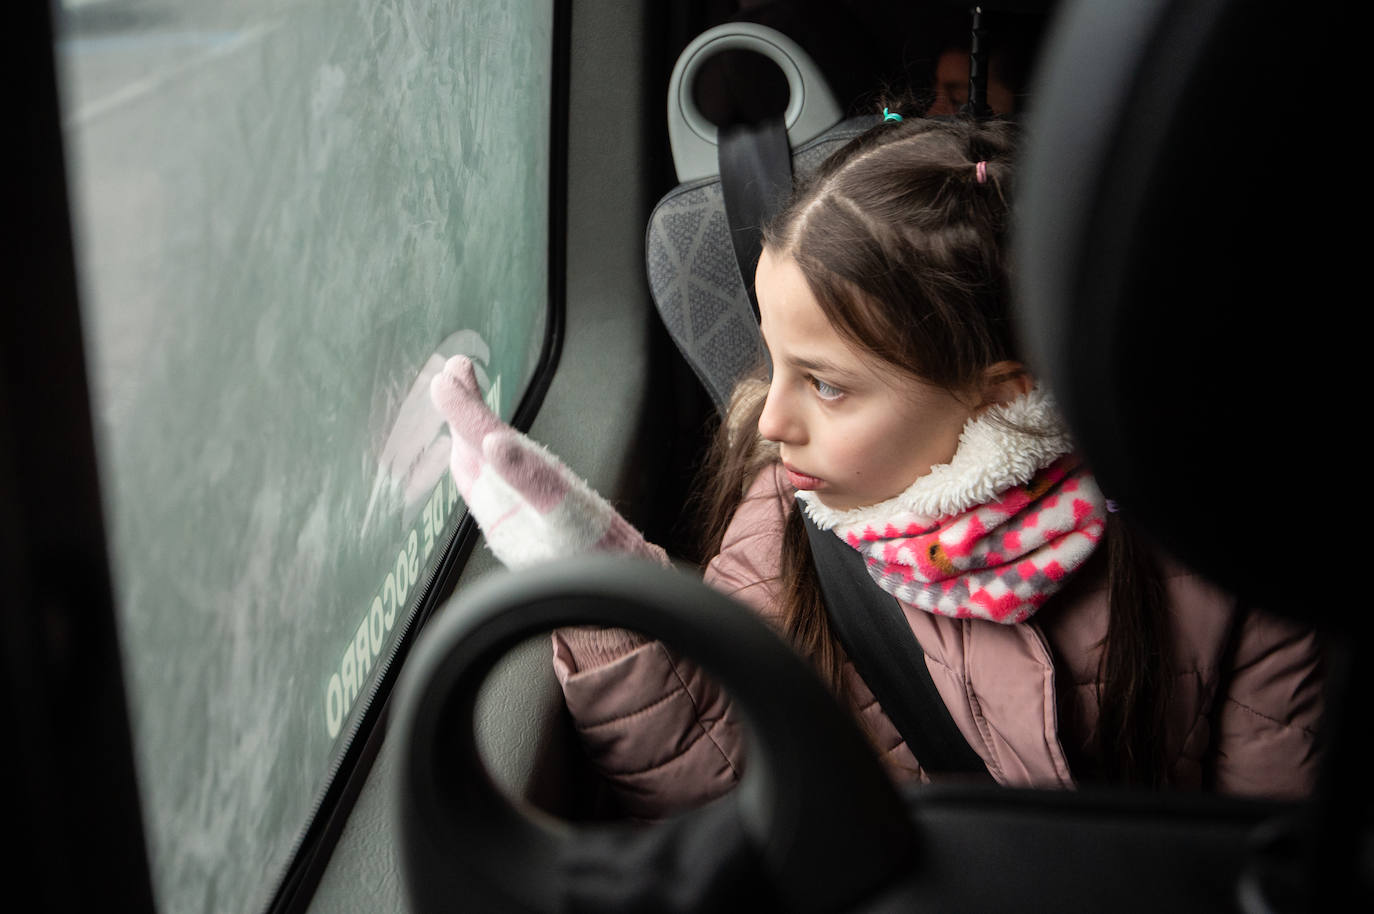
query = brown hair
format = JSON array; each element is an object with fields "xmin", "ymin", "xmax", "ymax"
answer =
[{"xmin": 697, "ymin": 115, "xmax": 1173, "ymax": 787}]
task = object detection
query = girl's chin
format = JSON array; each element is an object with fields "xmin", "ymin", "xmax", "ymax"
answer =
[
  {"xmin": 811, "ymin": 491, "xmax": 862, "ymax": 511},
  {"xmin": 811, "ymin": 488, "xmax": 903, "ymax": 513}
]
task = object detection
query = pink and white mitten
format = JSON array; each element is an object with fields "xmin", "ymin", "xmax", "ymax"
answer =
[{"xmin": 429, "ymin": 355, "xmax": 668, "ymax": 571}]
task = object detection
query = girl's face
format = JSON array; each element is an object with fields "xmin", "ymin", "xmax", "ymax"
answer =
[{"xmin": 755, "ymin": 248, "xmax": 977, "ymax": 511}]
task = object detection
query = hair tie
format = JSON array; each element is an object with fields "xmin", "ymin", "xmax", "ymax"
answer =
[
  {"xmin": 975, "ymin": 161, "xmax": 988, "ymax": 184},
  {"xmin": 883, "ymin": 107, "xmax": 902, "ymax": 123},
  {"xmin": 1105, "ymin": 498, "xmax": 1120, "ymax": 514}
]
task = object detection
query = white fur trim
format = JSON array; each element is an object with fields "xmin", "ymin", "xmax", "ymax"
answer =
[{"xmin": 797, "ymin": 386, "xmax": 1073, "ymax": 531}]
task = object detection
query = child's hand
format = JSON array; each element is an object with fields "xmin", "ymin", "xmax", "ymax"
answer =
[{"xmin": 429, "ymin": 356, "xmax": 667, "ymax": 569}]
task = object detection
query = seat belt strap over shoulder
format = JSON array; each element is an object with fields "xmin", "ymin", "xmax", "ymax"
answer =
[
  {"xmin": 803, "ymin": 513, "xmax": 992, "ymax": 779},
  {"xmin": 717, "ymin": 115, "xmax": 793, "ymax": 320}
]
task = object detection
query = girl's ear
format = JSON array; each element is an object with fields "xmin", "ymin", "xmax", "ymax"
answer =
[{"xmin": 978, "ymin": 360, "xmax": 1034, "ymax": 408}]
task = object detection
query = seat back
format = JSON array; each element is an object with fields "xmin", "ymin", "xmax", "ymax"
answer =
[
  {"xmin": 1017, "ymin": 0, "xmax": 1361, "ymax": 908},
  {"xmin": 646, "ymin": 22, "xmax": 861, "ymax": 412},
  {"xmin": 646, "ymin": 118, "xmax": 874, "ymax": 410}
]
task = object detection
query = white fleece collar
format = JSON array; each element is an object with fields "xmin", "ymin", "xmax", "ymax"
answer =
[{"xmin": 797, "ymin": 386, "xmax": 1073, "ymax": 531}]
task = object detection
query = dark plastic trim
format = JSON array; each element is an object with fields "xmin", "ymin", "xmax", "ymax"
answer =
[{"xmin": 1, "ymin": 4, "xmax": 156, "ymax": 912}]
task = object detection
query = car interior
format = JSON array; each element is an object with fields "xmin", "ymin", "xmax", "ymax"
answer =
[{"xmin": 4, "ymin": 1, "xmax": 1362, "ymax": 912}]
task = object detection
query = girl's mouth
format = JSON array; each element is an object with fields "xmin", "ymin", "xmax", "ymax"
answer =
[{"xmin": 783, "ymin": 463, "xmax": 824, "ymax": 491}]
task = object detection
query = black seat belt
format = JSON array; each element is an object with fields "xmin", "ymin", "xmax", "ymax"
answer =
[
  {"xmin": 717, "ymin": 115, "xmax": 793, "ymax": 321},
  {"xmin": 803, "ymin": 513, "xmax": 992, "ymax": 778}
]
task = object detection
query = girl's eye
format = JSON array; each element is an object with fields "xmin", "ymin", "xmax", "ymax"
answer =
[{"xmin": 810, "ymin": 376, "xmax": 843, "ymax": 401}]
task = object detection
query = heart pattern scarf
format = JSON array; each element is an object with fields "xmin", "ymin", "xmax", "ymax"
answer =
[{"xmin": 796, "ymin": 388, "xmax": 1107, "ymax": 624}]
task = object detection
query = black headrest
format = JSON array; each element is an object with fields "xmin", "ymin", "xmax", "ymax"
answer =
[{"xmin": 1016, "ymin": 1, "xmax": 1338, "ymax": 623}]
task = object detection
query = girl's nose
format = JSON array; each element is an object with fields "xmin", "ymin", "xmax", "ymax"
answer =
[{"xmin": 757, "ymin": 380, "xmax": 800, "ymax": 444}]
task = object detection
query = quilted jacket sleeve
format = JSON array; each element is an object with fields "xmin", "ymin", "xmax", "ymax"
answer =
[
  {"xmin": 550, "ymin": 464, "xmax": 792, "ymax": 819},
  {"xmin": 1210, "ymin": 607, "xmax": 1324, "ymax": 798}
]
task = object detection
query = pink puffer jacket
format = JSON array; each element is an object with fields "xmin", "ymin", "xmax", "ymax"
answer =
[{"xmin": 551, "ymin": 464, "xmax": 1323, "ymax": 819}]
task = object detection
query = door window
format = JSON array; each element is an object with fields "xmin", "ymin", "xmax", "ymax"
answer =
[{"xmin": 53, "ymin": 1, "xmax": 556, "ymax": 910}]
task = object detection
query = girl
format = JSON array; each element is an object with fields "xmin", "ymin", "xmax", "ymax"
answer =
[{"xmin": 429, "ymin": 116, "xmax": 1322, "ymax": 819}]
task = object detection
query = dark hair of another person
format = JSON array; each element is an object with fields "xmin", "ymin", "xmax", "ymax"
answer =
[{"xmin": 694, "ymin": 115, "xmax": 1173, "ymax": 787}]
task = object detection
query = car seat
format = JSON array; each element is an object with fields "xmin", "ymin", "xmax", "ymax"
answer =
[{"xmin": 644, "ymin": 22, "xmax": 855, "ymax": 411}]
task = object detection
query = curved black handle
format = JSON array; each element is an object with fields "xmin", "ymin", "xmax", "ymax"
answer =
[{"xmin": 391, "ymin": 555, "xmax": 915, "ymax": 913}]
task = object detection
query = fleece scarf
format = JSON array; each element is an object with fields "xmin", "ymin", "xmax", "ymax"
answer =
[{"xmin": 797, "ymin": 387, "xmax": 1107, "ymax": 624}]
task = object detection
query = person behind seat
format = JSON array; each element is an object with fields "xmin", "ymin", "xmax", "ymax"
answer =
[
  {"xmin": 919, "ymin": 9, "xmax": 1045, "ymax": 117},
  {"xmin": 924, "ymin": 45, "xmax": 1015, "ymax": 116},
  {"xmin": 428, "ymin": 114, "xmax": 1322, "ymax": 819}
]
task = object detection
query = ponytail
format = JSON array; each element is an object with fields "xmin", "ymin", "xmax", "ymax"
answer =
[
  {"xmin": 1095, "ymin": 512, "xmax": 1173, "ymax": 787},
  {"xmin": 695, "ymin": 377, "xmax": 775, "ymax": 564},
  {"xmin": 694, "ymin": 376, "xmax": 852, "ymax": 710},
  {"xmin": 779, "ymin": 507, "xmax": 848, "ymax": 699}
]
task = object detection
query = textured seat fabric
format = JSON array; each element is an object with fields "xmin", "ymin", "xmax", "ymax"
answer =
[{"xmin": 645, "ymin": 116, "xmax": 874, "ymax": 412}]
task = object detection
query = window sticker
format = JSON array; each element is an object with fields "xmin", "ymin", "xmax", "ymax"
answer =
[{"xmin": 328, "ymin": 330, "xmax": 497, "ymax": 739}]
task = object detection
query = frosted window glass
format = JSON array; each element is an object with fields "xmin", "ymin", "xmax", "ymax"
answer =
[{"xmin": 54, "ymin": 1, "xmax": 554, "ymax": 910}]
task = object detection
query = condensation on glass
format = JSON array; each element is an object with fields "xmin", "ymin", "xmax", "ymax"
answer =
[{"xmin": 53, "ymin": 1, "xmax": 554, "ymax": 910}]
